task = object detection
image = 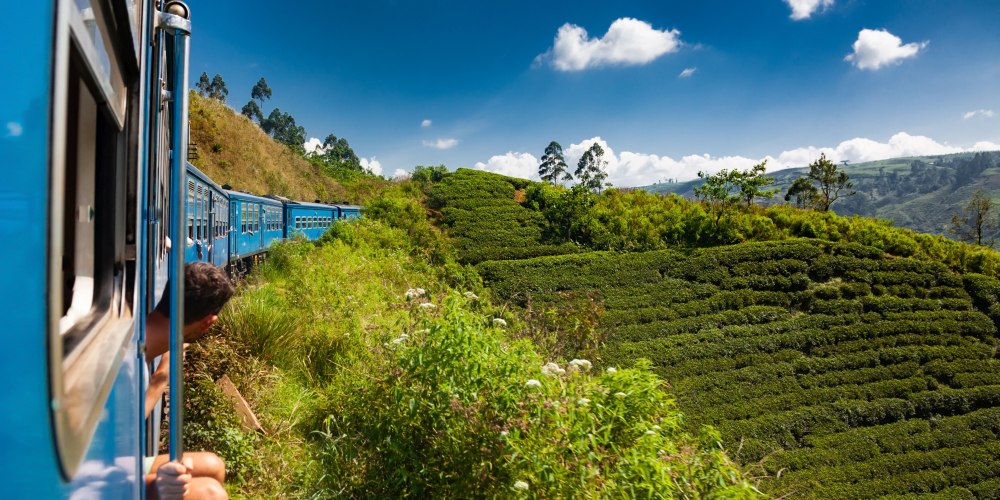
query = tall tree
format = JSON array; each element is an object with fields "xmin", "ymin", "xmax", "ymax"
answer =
[
  {"xmin": 733, "ymin": 161, "xmax": 777, "ymax": 206},
  {"xmin": 261, "ymin": 108, "xmax": 306, "ymax": 151},
  {"xmin": 575, "ymin": 143, "xmax": 610, "ymax": 193},
  {"xmin": 250, "ymin": 77, "xmax": 272, "ymax": 108},
  {"xmin": 950, "ymin": 190, "xmax": 997, "ymax": 246},
  {"xmin": 785, "ymin": 177, "xmax": 818, "ymax": 208},
  {"xmin": 195, "ymin": 72, "xmax": 211, "ymax": 97},
  {"xmin": 208, "ymin": 73, "xmax": 229, "ymax": 102},
  {"xmin": 538, "ymin": 141, "xmax": 571, "ymax": 185},
  {"xmin": 694, "ymin": 168, "xmax": 742, "ymax": 231},
  {"xmin": 320, "ymin": 134, "xmax": 362, "ymax": 171},
  {"xmin": 807, "ymin": 153, "xmax": 854, "ymax": 211},
  {"xmin": 240, "ymin": 100, "xmax": 263, "ymax": 122}
]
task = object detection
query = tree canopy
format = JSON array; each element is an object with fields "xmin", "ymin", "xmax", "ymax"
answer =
[
  {"xmin": 575, "ymin": 143, "xmax": 610, "ymax": 193},
  {"xmin": 261, "ymin": 108, "xmax": 306, "ymax": 151},
  {"xmin": 251, "ymin": 77, "xmax": 272, "ymax": 107},
  {"xmin": 807, "ymin": 153, "xmax": 854, "ymax": 211},
  {"xmin": 539, "ymin": 141, "xmax": 572, "ymax": 185}
]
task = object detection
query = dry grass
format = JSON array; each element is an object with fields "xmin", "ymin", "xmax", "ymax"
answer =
[{"xmin": 189, "ymin": 93, "xmax": 348, "ymax": 202}]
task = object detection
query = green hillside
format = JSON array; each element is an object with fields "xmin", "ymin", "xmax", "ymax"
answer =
[
  {"xmin": 643, "ymin": 151, "xmax": 1000, "ymax": 240},
  {"xmin": 425, "ymin": 168, "xmax": 1000, "ymax": 497}
]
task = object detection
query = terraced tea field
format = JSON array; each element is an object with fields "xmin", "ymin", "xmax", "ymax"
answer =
[{"xmin": 479, "ymin": 240, "xmax": 1000, "ymax": 497}]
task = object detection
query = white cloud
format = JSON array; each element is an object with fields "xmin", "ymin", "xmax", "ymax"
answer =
[
  {"xmin": 963, "ymin": 109, "xmax": 995, "ymax": 120},
  {"xmin": 970, "ymin": 141, "xmax": 1000, "ymax": 151},
  {"xmin": 785, "ymin": 0, "xmax": 834, "ymax": 20},
  {"xmin": 538, "ymin": 18, "xmax": 681, "ymax": 71},
  {"xmin": 359, "ymin": 157, "xmax": 382, "ymax": 176},
  {"xmin": 423, "ymin": 138, "xmax": 459, "ymax": 150},
  {"xmin": 845, "ymin": 28, "xmax": 928, "ymax": 70},
  {"xmin": 392, "ymin": 168, "xmax": 410, "ymax": 180},
  {"xmin": 421, "ymin": 119, "xmax": 432, "ymax": 128},
  {"xmin": 473, "ymin": 152, "xmax": 540, "ymax": 179},
  {"xmin": 678, "ymin": 67, "xmax": 697, "ymax": 78},
  {"xmin": 5, "ymin": 122, "xmax": 22, "ymax": 137},
  {"xmin": 474, "ymin": 132, "xmax": 1000, "ymax": 187},
  {"xmin": 304, "ymin": 137, "xmax": 324, "ymax": 155}
]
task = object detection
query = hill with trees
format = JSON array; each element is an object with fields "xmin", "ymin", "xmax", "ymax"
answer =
[
  {"xmin": 644, "ymin": 151, "xmax": 1000, "ymax": 243},
  {"xmin": 421, "ymin": 165, "xmax": 1000, "ymax": 497}
]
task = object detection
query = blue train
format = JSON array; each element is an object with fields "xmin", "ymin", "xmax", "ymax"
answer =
[
  {"xmin": 0, "ymin": 1, "xmax": 359, "ymax": 496},
  {"xmin": 185, "ymin": 163, "xmax": 361, "ymax": 267}
]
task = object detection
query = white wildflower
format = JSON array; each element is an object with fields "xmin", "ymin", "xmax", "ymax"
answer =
[
  {"xmin": 645, "ymin": 430, "xmax": 656, "ymax": 436},
  {"xmin": 464, "ymin": 291, "xmax": 479, "ymax": 300},
  {"xmin": 405, "ymin": 288, "xmax": 426, "ymax": 300},
  {"xmin": 541, "ymin": 362, "xmax": 565, "ymax": 377},
  {"xmin": 569, "ymin": 359, "xmax": 592, "ymax": 371},
  {"xmin": 577, "ymin": 398, "xmax": 591, "ymax": 406},
  {"xmin": 500, "ymin": 431, "xmax": 509, "ymax": 438},
  {"xmin": 614, "ymin": 392, "xmax": 627, "ymax": 398},
  {"xmin": 399, "ymin": 333, "xmax": 409, "ymax": 340},
  {"xmin": 525, "ymin": 379, "xmax": 542, "ymax": 389},
  {"xmin": 513, "ymin": 480, "xmax": 530, "ymax": 491},
  {"xmin": 418, "ymin": 302, "xmax": 436, "ymax": 310},
  {"xmin": 390, "ymin": 337, "xmax": 406, "ymax": 345},
  {"xmin": 606, "ymin": 367, "xmax": 617, "ymax": 374},
  {"xmin": 493, "ymin": 318, "xmax": 507, "ymax": 328},
  {"xmin": 652, "ymin": 425, "xmax": 661, "ymax": 430}
]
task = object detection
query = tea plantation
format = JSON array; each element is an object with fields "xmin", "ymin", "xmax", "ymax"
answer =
[
  {"xmin": 427, "ymin": 168, "xmax": 578, "ymax": 263},
  {"xmin": 478, "ymin": 240, "xmax": 1000, "ymax": 497}
]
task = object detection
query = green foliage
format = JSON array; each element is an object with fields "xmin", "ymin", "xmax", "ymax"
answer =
[
  {"xmin": 807, "ymin": 153, "xmax": 855, "ymax": 211},
  {"xmin": 240, "ymin": 100, "xmax": 262, "ymax": 123},
  {"xmin": 785, "ymin": 176, "xmax": 818, "ymax": 208},
  {"xmin": 538, "ymin": 140, "xmax": 572, "ymax": 185},
  {"xmin": 575, "ymin": 142, "xmax": 610, "ymax": 193},
  {"xmin": 250, "ymin": 77, "xmax": 272, "ymax": 107},
  {"xmin": 261, "ymin": 107, "xmax": 306, "ymax": 151},
  {"xmin": 315, "ymin": 296, "xmax": 759, "ymax": 497},
  {"xmin": 950, "ymin": 190, "xmax": 998, "ymax": 247},
  {"xmin": 411, "ymin": 164, "xmax": 448, "ymax": 184},
  {"xmin": 209, "ymin": 73, "xmax": 228, "ymax": 103}
]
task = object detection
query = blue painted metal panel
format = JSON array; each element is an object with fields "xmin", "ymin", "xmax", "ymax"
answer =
[
  {"xmin": 186, "ymin": 163, "xmax": 229, "ymax": 265},
  {"xmin": 0, "ymin": 0, "xmax": 63, "ymax": 494},
  {"xmin": 228, "ymin": 191, "xmax": 281, "ymax": 258},
  {"xmin": 286, "ymin": 203, "xmax": 338, "ymax": 241}
]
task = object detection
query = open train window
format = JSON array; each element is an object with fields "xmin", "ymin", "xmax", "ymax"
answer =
[
  {"xmin": 50, "ymin": 0, "xmax": 137, "ymax": 477},
  {"xmin": 187, "ymin": 180, "xmax": 195, "ymax": 240}
]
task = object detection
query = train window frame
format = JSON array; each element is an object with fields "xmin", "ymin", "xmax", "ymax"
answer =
[{"xmin": 48, "ymin": 0, "xmax": 141, "ymax": 477}]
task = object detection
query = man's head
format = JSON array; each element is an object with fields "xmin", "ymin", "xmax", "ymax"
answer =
[{"xmin": 155, "ymin": 262, "xmax": 235, "ymax": 340}]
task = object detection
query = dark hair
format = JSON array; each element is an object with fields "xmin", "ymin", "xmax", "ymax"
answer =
[{"xmin": 155, "ymin": 262, "xmax": 235, "ymax": 325}]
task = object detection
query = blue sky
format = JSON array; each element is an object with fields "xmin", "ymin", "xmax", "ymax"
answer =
[{"xmin": 188, "ymin": 0, "xmax": 1000, "ymax": 185}]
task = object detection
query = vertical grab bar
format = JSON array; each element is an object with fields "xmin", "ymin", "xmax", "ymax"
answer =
[{"xmin": 158, "ymin": 1, "xmax": 191, "ymax": 463}]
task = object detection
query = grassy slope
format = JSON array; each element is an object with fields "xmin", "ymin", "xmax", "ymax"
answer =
[{"xmin": 188, "ymin": 93, "xmax": 349, "ymax": 202}]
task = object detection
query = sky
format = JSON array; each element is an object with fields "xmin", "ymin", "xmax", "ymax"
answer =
[{"xmin": 187, "ymin": 0, "xmax": 1000, "ymax": 186}]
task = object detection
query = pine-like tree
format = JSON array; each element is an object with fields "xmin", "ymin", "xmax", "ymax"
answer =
[
  {"xmin": 538, "ymin": 141, "xmax": 571, "ymax": 185},
  {"xmin": 575, "ymin": 143, "xmax": 609, "ymax": 193},
  {"xmin": 195, "ymin": 72, "xmax": 211, "ymax": 97},
  {"xmin": 208, "ymin": 73, "xmax": 229, "ymax": 103},
  {"xmin": 241, "ymin": 100, "xmax": 263, "ymax": 122},
  {"xmin": 250, "ymin": 77, "xmax": 272, "ymax": 108}
]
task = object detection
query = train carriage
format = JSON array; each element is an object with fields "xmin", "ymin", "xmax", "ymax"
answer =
[
  {"xmin": 285, "ymin": 200, "xmax": 338, "ymax": 240},
  {"xmin": 334, "ymin": 203, "xmax": 363, "ymax": 220},
  {"xmin": 186, "ymin": 163, "xmax": 229, "ymax": 267},
  {"xmin": 227, "ymin": 191, "xmax": 283, "ymax": 260}
]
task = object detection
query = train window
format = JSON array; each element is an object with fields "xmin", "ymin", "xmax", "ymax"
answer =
[
  {"xmin": 50, "ymin": 0, "xmax": 135, "ymax": 475},
  {"xmin": 241, "ymin": 202, "xmax": 247, "ymax": 234},
  {"xmin": 295, "ymin": 216, "xmax": 300, "ymax": 229},
  {"xmin": 188, "ymin": 181, "xmax": 195, "ymax": 240}
]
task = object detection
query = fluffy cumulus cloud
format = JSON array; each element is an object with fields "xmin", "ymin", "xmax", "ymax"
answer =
[
  {"xmin": 421, "ymin": 119, "xmax": 432, "ymax": 128},
  {"xmin": 423, "ymin": 138, "xmax": 459, "ymax": 150},
  {"xmin": 473, "ymin": 132, "xmax": 1000, "ymax": 187},
  {"xmin": 785, "ymin": 0, "xmax": 834, "ymax": 20},
  {"xmin": 392, "ymin": 168, "xmax": 410, "ymax": 180},
  {"xmin": 963, "ymin": 109, "xmax": 995, "ymax": 120},
  {"xmin": 538, "ymin": 18, "xmax": 681, "ymax": 71},
  {"xmin": 304, "ymin": 137, "xmax": 324, "ymax": 155},
  {"xmin": 678, "ymin": 67, "xmax": 697, "ymax": 78},
  {"xmin": 845, "ymin": 28, "xmax": 928, "ymax": 70},
  {"xmin": 473, "ymin": 151, "xmax": 540, "ymax": 179},
  {"xmin": 359, "ymin": 157, "xmax": 382, "ymax": 176}
]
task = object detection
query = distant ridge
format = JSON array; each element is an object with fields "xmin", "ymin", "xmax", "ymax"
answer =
[{"xmin": 641, "ymin": 151, "xmax": 1000, "ymax": 240}]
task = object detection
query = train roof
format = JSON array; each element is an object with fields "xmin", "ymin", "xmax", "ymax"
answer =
[
  {"xmin": 226, "ymin": 189, "xmax": 283, "ymax": 205},
  {"xmin": 283, "ymin": 200, "xmax": 338, "ymax": 210},
  {"xmin": 186, "ymin": 162, "xmax": 227, "ymax": 194},
  {"xmin": 332, "ymin": 204, "xmax": 362, "ymax": 210}
]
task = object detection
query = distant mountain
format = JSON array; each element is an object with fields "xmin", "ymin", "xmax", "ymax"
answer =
[{"xmin": 641, "ymin": 151, "xmax": 1000, "ymax": 240}]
